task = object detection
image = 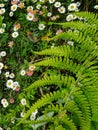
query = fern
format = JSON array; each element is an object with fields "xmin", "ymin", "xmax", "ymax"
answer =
[{"xmin": 18, "ymin": 12, "xmax": 98, "ymax": 130}]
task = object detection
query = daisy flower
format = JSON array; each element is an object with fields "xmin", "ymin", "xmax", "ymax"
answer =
[
  {"xmin": 18, "ymin": 2, "xmax": 25, "ymax": 9},
  {"xmin": 30, "ymin": 113, "xmax": 36, "ymax": 120},
  {"xmin": 38, "ymin": 24, "xmax": 45, "ymax": 30},
  {"xmin": 26, "ymin": 13, "xmax": 34, "ymax": 21},
  {"xmin": 58, "ymin": 6, "xmax": 66, "ymax": 13},
  {"xmin": 26, "ymin": 70, "xmax": 33, "ymax": 76},
  {"xmin": 6, "ymin": 79, "xmax": 14, "ymax": 89},
  {"xmin": 12, "ymin": 31, "xmax": 19, "ymax": 38},
  {"xmin": 54, "ymin": 2, "xmax": 61, "ymax": 8},
  {"xmin": 0, "ymin": 4, "xmax": 5, "ymax": 7},
  {"xmin": 47, "ymin": 12, "xmax": 52, "ymax": 17},
  {"xmin": 27, "ymin": 6, "xmax": 33, "ymax": 12},
  {"xmin": 68, "ymin": 3, "xmax": 77, "ymax": 11},
  {"xmin": 36, "ymin": 4, "xmax": 41, "ymax": 10},
  {"xmin": 13, "ymin": 81, "xmax": 20, "ymax": 91},
  {"xmin": 0, "ymin": 8, "xmax": 5, "ymax": 15},
  {"xmin": 66, "ymin": 14, "xmax": 73, "ymax": 21},
  {"xmin": 20, "ymin": 69, "xmax": 26, "ymax": 76},
  {"xmin": 0, "ymin": 62, "xmax": 4, "ymax": 70},
  {"xmin": 4, "ymin": 71, "xmax": 10, "ymax": 78},
  {"xmin": 0, "ymin": 51, "xmax": 6, "ymax": 57},
  {"xmin": 76, "ymin": 2, "xmax": 81, "ymax": 7},
  {"xmin": 9, "ymin": 73, "xmax": 15, "ymax": 79},
  {"xmin": 8, "ymin": 41, "xmax": 14, "ymax": 47},
  {"xmin": 9, "ymin": 11, "xmax": 14, "ymax": 17},
  {"xmin": 11, "ymin": 4, "xmax": 18, "ymax": 12},
  {"xmin": 1, "ymin": 98, "xmax": 7, "ymax": 104},
  {"xmin": 9, "ymin": 98, "xmax": 15, "ymax": 104},
  {"xmin": 94, "ymin": 5, "xmax": 98, "ymax": 9},
  {"xmin": 1, "ymin": 99, "xmax": 9, "ymax": 108},
  {"xmin": 3, "ymin": 101, "xmax": 9, "ymax": 108},
  {"xmin": 21, "ymin": 98, "xmax": 27, "ymax": 106},
  {"xmin": 0, "ymin": 28, "xmax": 5, "ymax": 34},
  {"xmin": 0, "ymin": 127, "xmax": 3, "ymax": 130},
  {"xmin": 14, "ymin": 23, "xmax": 21, "ymax": 31},
  {"xmin": 29, "ymin": 65, "xmax": 36, "ymax": 71},
  {"xmin": 20, "ymin": 111, "xmax": 25, "ymax": 117},
  {"xmin": 2, "ymin": 23, "xmax": 6, "ymax": 28},
  {"xmin": 49, "ymin": 0, "xmax": 55, "ymax": 4}
]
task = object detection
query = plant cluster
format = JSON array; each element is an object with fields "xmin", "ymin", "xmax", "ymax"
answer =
[{"xmin": 0, "ymin": 0, "xmax": 98, "ymax": 130}]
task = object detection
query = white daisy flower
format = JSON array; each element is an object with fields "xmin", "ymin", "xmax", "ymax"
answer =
[
  {"xmin": 54, "ymin": 2, "xmax": 61, "ymax": 8},
  {"xmin": 2, "ymin": 23, "xmax": 6, "ymax": 28},
  {"xmin": 9, "ymin": 73, "xmax": 15, "ymax": 79},
  {"xmin": 58, "ymin": 6, "xmax": 66, "ymax": 13},
  {"xmin": 2, "ymin": 101, "xmax": 9, "ymax": 108},
  {"xmin": 6, "ymin": 127, "xmax": 11, "ymax": 130},
  {"xmin": 94, "ymin": 5, "xmax": 98, "ymax": 9},
  {"xmin": 36, "ymin": 4, "xmax": 41, "ymax": 9},
  {"xmin": 12, "ymin": 81, "xmax": 19, "ymax": 90},
  {"xmin": 76, "ymin": 2, "xmax": 81, "ymax": 7},
  {"xmin": 29, "ymin": 65, "xmax": 36, "ymax": 71},
  {"xmin": 6, "ymin": 79, "xmax": 14, "ymax": 89},
  {"xmin": 0, "ymin": 51, "xmax": 6, "ymax": 57},
  {"xmin": 12, "ymin": 31, "xmax": 19, "ymax": 38},
  {"xmin": 4, "ymin": 71, "xmax": 10, "ymax": 78},
  {"xmin": 26, "ymin": 13, "xmax": 34, "ymax": 21},
  {"xmin": 9, "ymin": 11, "xmax": 14, "ymax": 17},
  {"xmin": 38, "ymin": 24, "xmax": 45, "ymax": 30},
  {"xmin": 21, "ymin": 98, "xmax": 27, "ymax": 106},
  {"xmin": 30, "ymin": 113, "xmax": 36, "ymax": 120},
  {"xmin": 12, "ymin": 81, "xmax": 20, "ymax": 90},
  {"xmin": 1, "ymin": 98, "xmax": 7, "ymax": 104},
  {"xmin": 0, "ymin": 62, "xmax": 4, "ymax": 70},
  {"xmin": 68, "ymin": 3, "xmax": 77, "ymax": 11},
  {"xmin": 0, "ymin": 70, "xmax": 1, "ymax": 74},
  {"xmin": 20, "ymin": 111, "xmax": 25, "ymax": 117},
  {"xmin": 0, "ymin": 8, "xmax": 5, "ymax": 15},
  {"xmin": 0, "ymin": 4, "xmax": 5, "ymax": 7},
  {"xmin": 47, "ymin": 12, "xmax": 52, "ymax": 17},
  {"xmin": 11, "ymin": 4, "xmax": 18, "ymax": 12},
  {"xmin": 0, "ymin": 127, "xmax": 3, "ymax": 130},
  {"xmin": 0, "ymin": 28, "xmax": 5, "ymax": 34},
  {"xmin": 20, "ymin": 69, "xmax": 26, "ymax": 76},
  {"xmin": 49, "ymin": 0, "xmax": 55, "ymax": 4},
  {"xmin": 27, "ymin": 6, "xmax": 33, "ymax": 11},
  {"xmin": 66, "ymin": 14, "xmax": 73, "ymax": 21},
  {"xmin": 13, "ymin": 81, "xmax": 19, "ymax": 87}
]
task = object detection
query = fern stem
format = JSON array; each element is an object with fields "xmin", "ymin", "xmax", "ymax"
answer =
[{"xmin": 64, "ymin": 76, "xmax": 81, "ymax": 107}]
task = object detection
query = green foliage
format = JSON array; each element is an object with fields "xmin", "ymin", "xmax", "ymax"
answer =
[{"xmin": 17, "ymin": 12, "xmax": 98, "ymax": 129}]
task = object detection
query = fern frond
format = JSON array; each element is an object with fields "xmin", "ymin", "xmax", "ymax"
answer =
[
  {"xmin": 18, "ymin": 12, "xmax": 98, "ymax": 130},
  {"xmin": 17, "ymin": 89, "xmax": 68, "ymax": 125},
  {"xmin": 25, "ymin": 75, "xmax": 75, "ymax": 92},
  {"xmin": 73, "ymin": 12, "xmax": 98, "ymax": 25}
]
